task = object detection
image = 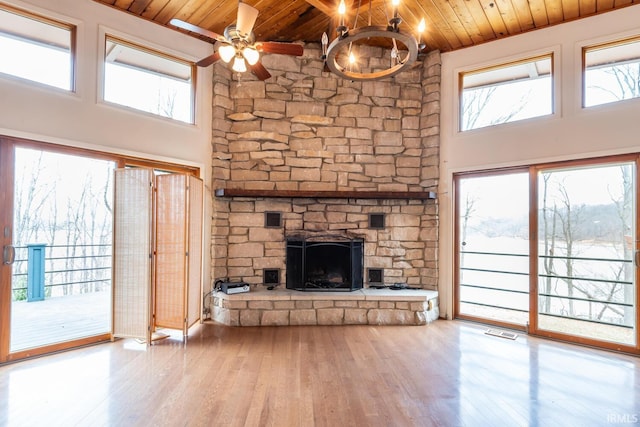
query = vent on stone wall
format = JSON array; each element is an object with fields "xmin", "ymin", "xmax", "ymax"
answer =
[
  {"xmin": 263, "ymin": 268, "xmax": 280, "ymax": 285},
  {"xmin": 368, "ymin": 268, "xmax": 384, "ymax": 286},
  {"xmin": 368, "ymin": 213, "xmax": 385, "ymax": 229},
  {"xmin": 265, "ymin": 211, "xmax": 282, "ymax": 228}
]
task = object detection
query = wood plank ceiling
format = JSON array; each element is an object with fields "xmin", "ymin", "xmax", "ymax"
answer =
[{"xmin": 94, "ymin": 0, "xmax": 639, "ymax": 54}]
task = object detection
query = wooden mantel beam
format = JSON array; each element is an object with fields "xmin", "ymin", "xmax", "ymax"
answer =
[{"xmin": 215, "ymin": 188, "xmax": 436, "ymax": 200}]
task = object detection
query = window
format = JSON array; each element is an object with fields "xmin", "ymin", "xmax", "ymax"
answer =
[
  {"xmin": 459, "ymin": 54, "xmax": 553, "ymax": 131},
  {"xmin": 0, "ymin": 4, "xmax": 74, "ymax": 91},
  {"xmin": 583, "ymin": 37, "xmax": 640, "ymax": 108},
  {"xmin": 103, "ymin": 36, "xmax": 195, "ymax": 124}
]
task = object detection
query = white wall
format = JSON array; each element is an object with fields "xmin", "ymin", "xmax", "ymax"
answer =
[
  {"xmin": 0, "ymin": 0, "xmax": 214, "ymax": 290},
  {"xmin": 439, "ymin": 5, "xmax": 640, "ymax": 319},
  {"xmin": 0, "ymin": 0, "xmax": 212, "ymax": 162}
]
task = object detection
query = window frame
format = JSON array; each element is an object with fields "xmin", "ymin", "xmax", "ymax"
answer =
[
  {"xmin": 582, "ymin": 35, "xmax": 640, "ymax": 109},
  {"xmin": 100, "ymin": 33, "xmax": 197, "ymax": 125},
  {"xmin": 457, "ymin": 53, "xmax": 555, "ymax": 133},
  {"xmin": 0, "ymin": 2, "xmax": 76, "ymax": 92}
]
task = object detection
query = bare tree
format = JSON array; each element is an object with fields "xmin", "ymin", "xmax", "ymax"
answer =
[
  {"xmin": 588, "ymin": 63, "xmax": 640, "ymax": 102},
  {"xmin": 539, "ymin": 173, "xmax": 557, "ymax": 313},
  {"xmin": 158, "ymin": 87, "xmax": 178, "ymax": 119},
  {"xmin": 13, "ymin": 150, "xmax": 114, "ymax": 299},
  {"xmin": 461, "ymin": 86, "xmax": 530, "ymax": 131},
  {"xmin": 540, "ymin": 165, "xmax": 634, "ymax": 328}
]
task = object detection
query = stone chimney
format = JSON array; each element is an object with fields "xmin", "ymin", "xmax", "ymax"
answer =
[{"xmin": 210, "ymin": 43, "xmax": 440, "ymax": 291}]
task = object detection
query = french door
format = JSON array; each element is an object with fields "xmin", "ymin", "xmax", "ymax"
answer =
[{"xmin": 455, "ymin": 155, "xmax": 639, "ymax": 353}]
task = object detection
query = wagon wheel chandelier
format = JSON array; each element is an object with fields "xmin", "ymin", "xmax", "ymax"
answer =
[{"xmin": 321, "ymin": 0, "xmax": 426, "ymax": 81}]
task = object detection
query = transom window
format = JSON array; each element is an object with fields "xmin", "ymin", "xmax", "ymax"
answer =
[
  {"xmin": 459, "ymin": 54, "xmax": 553, "ymax": 131},
  {"xmin": 0, "ymin": 4, "xmax": 74, "ymax": 91},
  {"xmin": 583, "ymin": 37, "xmax": 640, "ymax": 108},
  {"xmin": 103, "ymin": 36, "xmax": 195, "ymax": 124}
]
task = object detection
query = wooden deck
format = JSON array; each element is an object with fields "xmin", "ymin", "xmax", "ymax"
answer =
[
  {"xmin": 1, "ymin": 320, "xmax": 639, "ymax": 426},
  {"xmin": 10, "ymin": 291, "xmax": 110, "ymax": 352}
]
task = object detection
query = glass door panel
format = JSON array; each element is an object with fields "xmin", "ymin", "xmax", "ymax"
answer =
[
  {"xmin": 456, "ymin": 171, "xmax": 530, "ymax": 327},
  {"xmin": 10, "ymin": 147, "xmax": 115, "ymax": 352},
  {"xmin": 537, "ymin": 163, "xmax": 636, "ymax": 346}
]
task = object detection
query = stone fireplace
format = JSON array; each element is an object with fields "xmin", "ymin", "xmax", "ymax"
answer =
[
  {"xmin": 286, "ymin": 237, "xmax": 364, "ymax": 291},
  {"xmin": 209, "ymin": 43, "xmax": 441, "ymax": 317}
]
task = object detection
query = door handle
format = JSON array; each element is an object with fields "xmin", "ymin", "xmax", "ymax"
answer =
[{"xmin": 3, "ymin": 245, "xmax": 15, "ymax": 265}]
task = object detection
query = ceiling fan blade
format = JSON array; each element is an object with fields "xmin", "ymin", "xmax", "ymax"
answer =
[
  {"xmin": 250, "ymin": 61, "xmax": 271, "ymax": 81},
  {"xmin": 196, "ymin": 51, "xmax": 221, "ymax": 67},
  {"xmin": 169, "ymin": 18, "xmax": 222, "ymax": 40},
  {"xmin": 236, "ymin": 2, "xmax": 259, "ymax": 37},
  {"xmin": 255, "ymin": 42, "xmax": 304, "ymax": 56}
]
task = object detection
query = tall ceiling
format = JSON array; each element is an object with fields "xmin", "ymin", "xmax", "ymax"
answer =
[{"xmin": 94, "ymin": 0, "xmax": 639, "ymax": 53}]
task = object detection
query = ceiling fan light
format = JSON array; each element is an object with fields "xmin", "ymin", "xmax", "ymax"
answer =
[
  {"xmin": 219, "ymin": 44, "xmax": 236, "ymax": 63},
  {"xmin": 242, "ymin": 47, "xmax": 260, "ymax": 65},
  {"xmin": 232, "ymin": 55, "xmax": 247, "ymax": 73}
]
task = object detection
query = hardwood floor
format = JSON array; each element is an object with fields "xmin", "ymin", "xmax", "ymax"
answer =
[{"xmin": 0, "ymin": 320, "xmax": 638, "ymax": 427}]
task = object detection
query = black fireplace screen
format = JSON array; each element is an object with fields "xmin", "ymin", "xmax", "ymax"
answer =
[{"xmin": 286, "ymin": 238, "xmax": 363, "ymax": 291}]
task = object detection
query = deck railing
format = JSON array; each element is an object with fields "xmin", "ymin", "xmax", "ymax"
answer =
[
  {"xmin": 460, "ymin": 250, "xmax": 634, "ymax": 328},
  {"xmin": 11, "ymin": 244, "xmax": 112, "ymax": 301}
]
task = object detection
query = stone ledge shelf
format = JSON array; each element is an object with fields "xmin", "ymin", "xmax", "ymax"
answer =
[
  {"xmin": 211, "ymin": 288, "xmax": 439, "ymax": 327},
  {"xmin": 214, "ymin": 188, "xmax": 437, "ymax": 200}
]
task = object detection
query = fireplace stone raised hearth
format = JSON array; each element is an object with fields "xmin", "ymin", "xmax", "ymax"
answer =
[{"xmin": 211, "ymin": 287, "xmax": 440, "ymax": 326}]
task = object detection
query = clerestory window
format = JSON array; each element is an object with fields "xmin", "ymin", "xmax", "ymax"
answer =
[
  {"xmin": 103, "ymin": 36, "xmax": 195, "ymax": 124},
  {"xmin": 583, "ymin": 37, "xmax": 640, "ymax": 108},
  {"xmin": 0, "ymin": 4, "xmax": 75, "ymax": 91},
  {"xmin": 459, "ymin": 54, "xmax": 554, "ymax": 132}
]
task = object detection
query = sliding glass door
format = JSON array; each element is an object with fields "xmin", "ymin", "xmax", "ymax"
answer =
[
  {"xmin": 535, "ymin": 161, "xmax": 636, "ymax": 347},
  {"xmin": 455, "ymin": 170, "xmax": 530, "ymax": 328},
  {"xmin": 455, "ymin": 155, "xmax": 639, "ymax": 353},
  {"xmin": 0, "ymin": 137, "xmax": 115, "ymax": 362}
]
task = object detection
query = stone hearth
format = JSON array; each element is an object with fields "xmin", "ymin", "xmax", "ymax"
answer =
[{"xmin": 212, "ymin": 288, "xmax": 439, "ymax": 326}]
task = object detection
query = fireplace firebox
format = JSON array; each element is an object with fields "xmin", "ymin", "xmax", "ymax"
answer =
[{"xmin": 286, "ymin": 238, "xmax": 363, "ymax": 291}]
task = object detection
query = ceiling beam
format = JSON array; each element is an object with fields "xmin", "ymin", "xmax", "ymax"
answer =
[{"xmin": 304, "ymin": 0, "xmax": 338, "ymax": 17}]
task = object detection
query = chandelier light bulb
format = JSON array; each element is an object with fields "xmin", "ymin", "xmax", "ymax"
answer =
[
  {"xmin": 338, "ymin": 0, "xmax": 346, "ymax": 28},
  {"xmin": 349, "ymin": 52, "xmax": 356, "ymax": 64},
  {"xmin": 418, "ymin": 18, "xmax": 426, "ymax": 33},
  {"xmin": 242, "ymin": 47, "xmax": 260, "ymax": 65},
  {"xmin": 232, "ymin": 55, "xmax": 247, "ymax": 72},
  {"xmin": 321, "ymin": 32, "xmax": 329, "ymax": 57},
  {"xmin": 218, "ymin": 44, "xmax": 236, "ymax": 63},
  {"xmin": 338, "ymin": 0, "xmax": 346, "ymax": 15}
]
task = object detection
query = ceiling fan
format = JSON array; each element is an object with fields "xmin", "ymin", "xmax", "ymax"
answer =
[{"xmin": 170, "ymin": 1, "xmax": 304, "ymax": 81}]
